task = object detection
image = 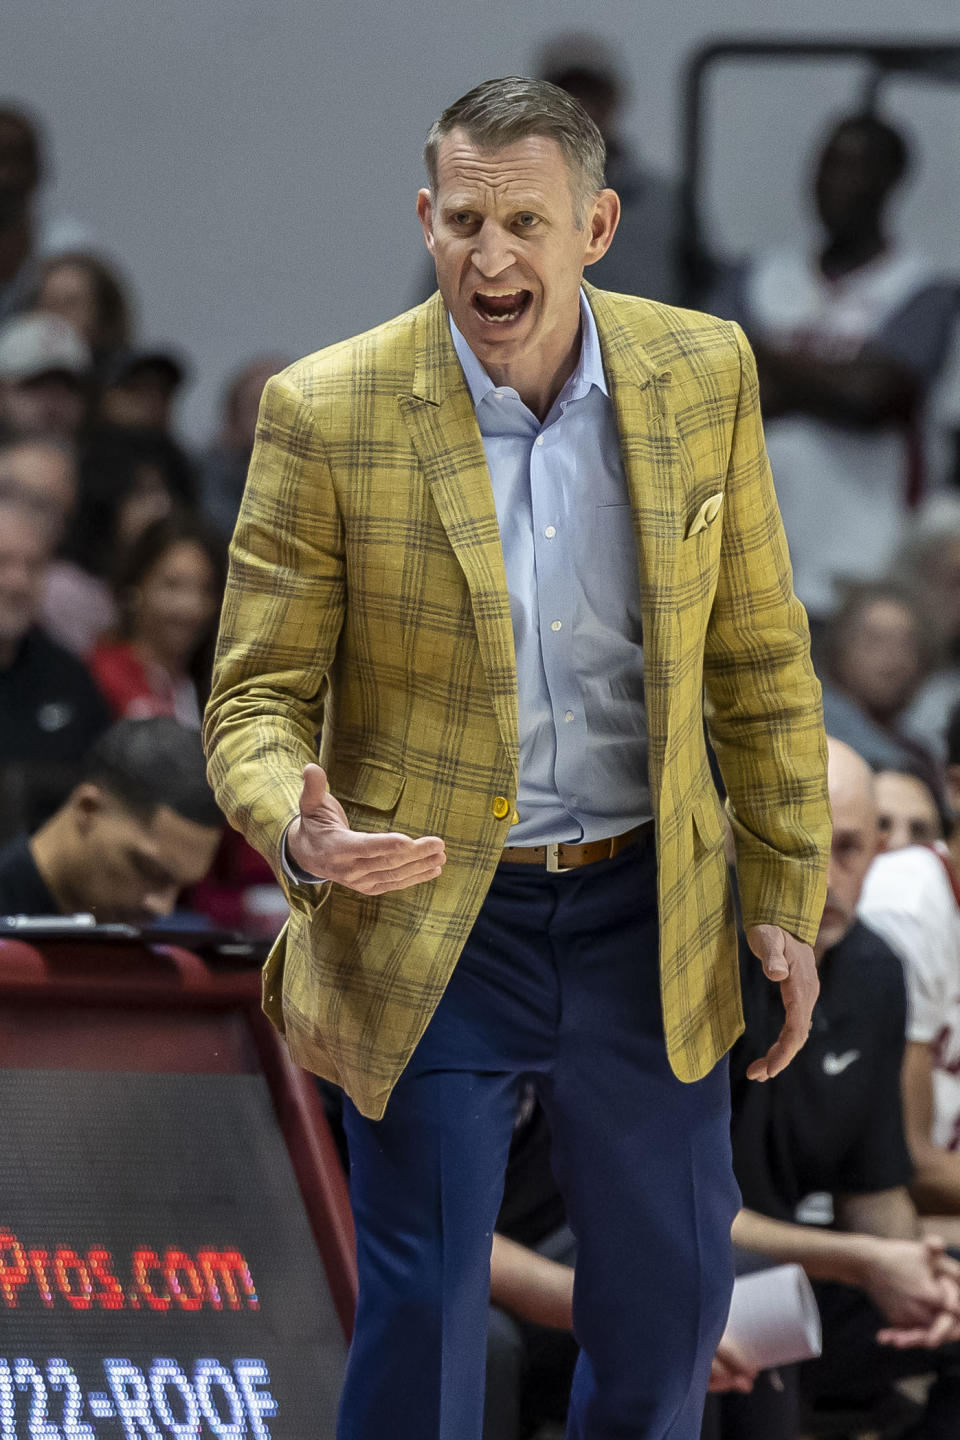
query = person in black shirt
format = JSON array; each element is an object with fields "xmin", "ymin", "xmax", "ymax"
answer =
[
  {"xmin": 0, "ymin": 496, "xmax": 110, "ymax": 839},
  {"xmin": 704, "ymin": 738, "xmax": 960, "ymax": 1440},
  {"xmin": 0, "ymin": 717, "xmax": 221, "ymax": 921}
]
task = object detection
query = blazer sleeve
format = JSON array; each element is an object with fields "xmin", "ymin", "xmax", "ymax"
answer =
[
  {"xmin": 203, "ymin": 371, "xmax": 346, "ymax": 894},
  {"xmin": 703, "ymin": 323, "xmax": 831, "ymax": 944}
]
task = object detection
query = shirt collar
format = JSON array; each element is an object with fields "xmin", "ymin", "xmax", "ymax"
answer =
[{"xmin": 449, "ymin": 288, "xmax": 609, "ymax": 413}]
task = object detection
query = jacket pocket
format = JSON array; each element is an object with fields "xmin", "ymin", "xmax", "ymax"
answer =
[{"xmin": 333, "ymin": 758, "xmax": 406, "ymax": 812}]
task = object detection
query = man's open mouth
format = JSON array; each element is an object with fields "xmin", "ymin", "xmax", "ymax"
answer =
[{"xmin": 472, "ymin": 289, "xmax": 531, "ymax": 324}]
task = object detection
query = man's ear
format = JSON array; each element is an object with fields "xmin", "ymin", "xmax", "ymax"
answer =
[
  {"xmin": 71, "ymin": 782, "xmax": 106, "ymax": 836},
  {"xmin": 583, "ymin": 188, "xmax": 620, "ymax": 268},
  {"xmin": 417, "ymin": 189, "xmax": 436, "ymax": 256}
]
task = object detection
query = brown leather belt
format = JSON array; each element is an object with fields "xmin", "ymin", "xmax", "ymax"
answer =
[{"xmin": 500, "ymin": 820, "xmax": 653, "ymax": 873}]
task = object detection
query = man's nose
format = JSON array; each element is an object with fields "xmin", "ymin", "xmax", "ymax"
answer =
[
  {"xmin": 141, "ymin": 886, "xmax": 178, "ymax": 919},
  {"xmin": 472, "ymin": 221, "xmax": 515, "ymax": 278}
]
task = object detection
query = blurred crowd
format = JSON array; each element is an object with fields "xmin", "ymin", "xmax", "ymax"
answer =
[
  {"xmin": 4, "ymin": 31, "xmax": 960, "ymax": 1440},
  {"xmin": 0, "ymin": 97, "xmax": 295, "ymax": 932}
]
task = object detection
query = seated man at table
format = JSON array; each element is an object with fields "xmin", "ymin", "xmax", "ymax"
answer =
[
  {"xmin": 706, "ymin": 738, "xmax": 960, "ymax": 1440},
  {"xmin": 0, "ymin": 715, "xmax": 222, "ymax": 921}
]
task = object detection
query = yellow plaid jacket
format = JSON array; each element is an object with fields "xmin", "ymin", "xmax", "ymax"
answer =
[{"xmin": 204, "ymin": 284, "xmax": 830, "ymax": 1119}]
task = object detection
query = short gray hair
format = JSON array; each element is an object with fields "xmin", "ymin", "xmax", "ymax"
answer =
[{"xmin": 424, "ymin": 75, "xmax": 606, "ymax": 225}]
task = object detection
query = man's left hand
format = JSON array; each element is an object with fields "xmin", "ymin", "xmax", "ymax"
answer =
[
  {"xmin": 707, "ymin": 1337, "xmax": 757, "ymax": 1394},
  {"xmin": 745, "ymin": 924, "xmax": 819, "ymax": 1082}
]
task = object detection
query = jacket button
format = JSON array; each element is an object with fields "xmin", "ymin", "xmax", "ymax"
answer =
[{"xmin": 492, "ymin": 796, "xmax": 511, "ymax": 819}]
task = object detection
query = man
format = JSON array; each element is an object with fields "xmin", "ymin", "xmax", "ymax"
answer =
[
  {"xmin": 859, "ymin": 702, "xmax": 960, "ymax": 1213},
  {"xmin": 99, "ymin": 346, "xmax": 189, "ymax": 434},
  {"xmin": 0, "ymin": 495, "xmax": 110, "ymax": 839},
  {"xmin": 205, "ymin": 77, "xmax": 830, "ymax": 1439},
  {"xmin": 0, "ymin": 311, "xmax": 91, "ymax": 441},
  {"xmin": 818, "ymin": 581, "xmax": 939, "ymax": 784},
  {"xmin": 0, "ymin": 433, "xmax": 76, "ymax": 534},
  {"xmin": 710, "ymin": 112, "xmax": 957, "ymax": 624},
  {"xmin": 875, "ymin": 766, "xmax": 945, "ymax": 853},
  {"xmin": 0, "ymin": 105, "xmax": 93, "ymax": 325},
  {"xmin": 706, "ymin": 738, "xmax": 960, "ymax": 1439},
  {"xmin": 0, "ymin": 716, "xmax": 222, "ymax": 919}
]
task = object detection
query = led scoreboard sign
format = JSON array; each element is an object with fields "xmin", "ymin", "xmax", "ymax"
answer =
[{"xmin": 0, "ymin": 940, "xmax": 351, "ymax": 1440}]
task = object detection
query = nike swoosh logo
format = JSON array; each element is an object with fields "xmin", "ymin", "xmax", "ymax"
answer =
[{"xmin": 822, "ymin": 1050, "xmax": 860, "ymax": 1076}]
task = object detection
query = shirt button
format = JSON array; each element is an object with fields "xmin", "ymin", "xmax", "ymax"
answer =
[
  {"xmin": 544, "ymin": 525, "xmax": 556, "ymax": 538},
  {"xmin": 564, "ymin": 710, "xmax": 575, "ymax": 723},
  {"xmin": 492, "ymin": 796, "xmax": 511, "ymax": 820},
  {"xmin": 551, "ymin": 620, "xmax": 562, "ymax": 632},
  {"xmin": 535, "ymin": 435, "xmax": 544, "ymax": 446}
]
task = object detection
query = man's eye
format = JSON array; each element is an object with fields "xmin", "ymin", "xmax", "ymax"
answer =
[
  {"xmin": 451, "ymin": 213, "xmax": 473, "ymax": 226},
  {"xmin": 516, "ymin": 213, "xmax": 538, "ymax": 228}
]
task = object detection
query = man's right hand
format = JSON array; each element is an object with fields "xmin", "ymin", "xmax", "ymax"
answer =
[
  {"xmin": 857, "ymin": 1236, "xmax": 960, "ymax": 1346},
  {"xmin": 286, "ymin": 763, "xmax": 446, "ymax": 896}
]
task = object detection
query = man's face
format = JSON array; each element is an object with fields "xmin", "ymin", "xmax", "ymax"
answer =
[
  {"xmin": 833, "ymin": 599, "xmax": 923, "ymax": 723},
  {"xmin": 875, "ymin": 770, "xmax": 942, "ymax": 852},
  {"xmin": 417, "ymin": 130, "xmax": 617, "ymax": 399},
  {"xmin": 0, "ymin": 373, "xmax": 86, "ymax": 439},
  {"xmin": 0, "ymin": 441, "xmax": 76, "ymax": 540},
  {"xmin": 814, "ymin": 124, "xmax": 897, "ymax": 239},
  {"xmin": 817, "ymin": 748, "xmax": 882, "ymax": 957},
  {"xmin": 0, "ymin": 504, "xmax": 50, "ymax": 656},
  {"xmin": 75, "ymin": 793, "xmax": 220, "ymax": 923},
  {"xmin": 101, "ymin": 372, "xmax": 175, "ymax": 432}
]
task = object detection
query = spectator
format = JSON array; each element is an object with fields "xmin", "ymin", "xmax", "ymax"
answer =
[
  {"xmin": 0, "ymin": 496, "xmax": 110, "ymax": 839},
  {"xmin": 49, "ymin": 425, "xmax": 199, "ymax": 660},
  {"xmin": 0, "ymin": 311, "xmax": 91, "ymax": 441},
  {"xmin": 198, "ymin": 353, "xmax": 287, "ymax": 541},
  {"xmin": 819, "ymin": 581, "xmax": 938, "ymax": 783},
  {"xmin": 0, "ymin": 433, "xmax": 111, "ymax": 658},
  {"xmin": 99, "ymin": 346, "xmax": 188, "ymax": 434},
  {"xmin": 89, "ymin": 512, "xmax": 224, "ymax": 728},
  {"xmin": 28, "ymin": 249, "xmax": 134, "ymax": 372},
  {"xmin": 0, "ymin": 433, "xmax": 74, "ymax": 539},
  {"xmin": 0, "ymin": 104, "xmax": 93, "ymax": 325},
  {"xmin": 710, "ymin": 112, "xmax": 958, "ymax": 623},
  {"xmin": 707, "ymin": 738, "xmax": 960, "ymax": 1439},
  {"xmin": 534, "ymin": 33, "xmax": 683, "ymax": 304},
  {"xmin": 859, "ymin": 703, "xmax": 960, "ymax": 1216},
  {"xmin": 74, "ymin": 425, "xmax": 195, "ymax": 579},
  {"xmin": 896, "ymin": 496, "xmax": 960, "ymax": 760},
  {"xmin": 876, "ymin": 766, "xmax": 946, "ymax": 852},
  {"xmin": 0, "ymin": 717, "xmax": 221, "ymax": 919}
]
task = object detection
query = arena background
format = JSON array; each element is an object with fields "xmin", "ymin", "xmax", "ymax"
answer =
[{"xmin": 2, "ymin": 0, "xmax": 958, "ymax": 440}]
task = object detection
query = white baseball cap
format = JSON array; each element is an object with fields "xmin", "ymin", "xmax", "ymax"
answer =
[{"xmin": 0, "ymin": 313, "xmax": 91, "ymax": 382}]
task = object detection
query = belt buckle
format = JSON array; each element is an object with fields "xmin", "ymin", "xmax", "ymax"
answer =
[{"xmin": 546, "ymin": 843, "xmax": 572, "ymax": 874}]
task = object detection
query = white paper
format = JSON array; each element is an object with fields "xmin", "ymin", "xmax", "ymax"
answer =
[{"xmin": 724, "ymin": 1263, "xmax": 822, "ymax": 1370}]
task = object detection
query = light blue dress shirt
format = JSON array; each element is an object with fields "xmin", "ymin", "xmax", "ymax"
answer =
[{"xmin": 450, "ymin": 291, "xmax": 651, "ymax": 845}]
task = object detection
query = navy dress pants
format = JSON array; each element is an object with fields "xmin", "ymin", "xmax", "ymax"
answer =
[{"xmin": 337, "ymin": 841, "xmax": 739, "ymax": 1440}]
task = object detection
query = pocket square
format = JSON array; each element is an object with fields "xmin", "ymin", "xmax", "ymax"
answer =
[{"xmin": 685, "ymin": 492, "xmax": 724, "ymax": 539}]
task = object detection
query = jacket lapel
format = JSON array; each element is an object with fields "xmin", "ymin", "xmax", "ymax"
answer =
[
  {"xmin": 398, "ymin": 295, "xmax": 519, "ymax": 776},
  {"xmin": 586, "ymin": 284, "xmax": 683, "ymax": 749}
]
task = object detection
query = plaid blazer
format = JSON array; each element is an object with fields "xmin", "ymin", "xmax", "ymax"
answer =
[{"xmin": 204, "ymin": 284, "xmax": 830, "ymax": 1119}]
